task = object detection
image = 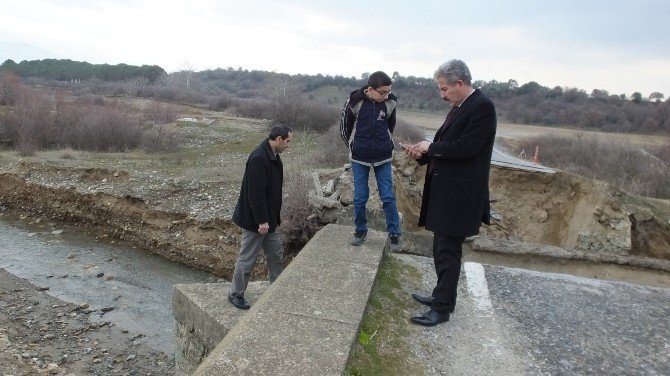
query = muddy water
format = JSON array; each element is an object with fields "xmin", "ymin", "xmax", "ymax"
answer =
[{"xmin": 0, "ymin": 214, "xmax": 220, "ymax": 354}]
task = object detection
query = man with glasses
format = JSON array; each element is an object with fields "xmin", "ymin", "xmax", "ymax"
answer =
[{"xmin": 340, "ymin": 71, "xmax": 402, "ymax": 252}]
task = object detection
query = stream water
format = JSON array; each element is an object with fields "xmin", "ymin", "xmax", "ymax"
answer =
[{"xmin": 0, "ymin": 213, "xmax": 220, "ymax": 354}]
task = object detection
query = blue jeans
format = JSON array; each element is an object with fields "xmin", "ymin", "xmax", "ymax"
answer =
[{"xmin": 351, "ymin": 161, "xmax": 401, "ymax": 236}]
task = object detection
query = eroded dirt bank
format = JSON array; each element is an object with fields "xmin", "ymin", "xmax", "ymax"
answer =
[
  {"xmin": 390, "ymin": 152, "xmax": 670, "ymax": 261},
  {"xmin": 0, "ymin": 165, "xmax": 242, "ymax": 279},
  {"xmin": 2, "ymin": 153, "xmax": 670, "ymax": 281}
]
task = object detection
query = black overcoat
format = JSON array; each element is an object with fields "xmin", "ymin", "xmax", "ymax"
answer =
[
  {"xmin": 232, "ymin": 139, "xmax": 283, "ymax": 232},
  {"xmin": 417, "ymin": 89, "xmax": 497, "ymax": 237}
]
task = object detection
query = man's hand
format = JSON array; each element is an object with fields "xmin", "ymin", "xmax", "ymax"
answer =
[
  {"xmin": 258, "ymin": 222, "xmax": 269, "ymax": 235},
  {"xmin": 403, "ymin": 141, "xmax": 431, "ymax": 160},
  {"xmin": 414, "ymin": 141, "xmax": 431, "ymax": 153}
]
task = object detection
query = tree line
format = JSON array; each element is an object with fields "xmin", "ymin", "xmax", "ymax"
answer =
[
  {"xmin": 0, "ymin": 59, "xmax": 165, "ymax": 83},
  {"xmin": 2, "ymin": 59, "xmax": 668, "ymax": 134}
]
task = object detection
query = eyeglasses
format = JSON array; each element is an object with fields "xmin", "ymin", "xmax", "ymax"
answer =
[{"xmin": 373, "ymin": 88, "xmax": 392, "ymax": 96}]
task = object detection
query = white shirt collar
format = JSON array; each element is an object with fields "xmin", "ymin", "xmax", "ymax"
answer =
[{"xmin": 457, "ymin": 88, "xmax": 476, "ymax": 107}]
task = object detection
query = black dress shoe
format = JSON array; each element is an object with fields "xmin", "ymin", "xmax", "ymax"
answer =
[
  {"xmin": 228, "ymin": 294, "xmax": 251, "ymax": 310},
  {"xmin": 410, "ymin": 309, "xmax": 450, "ymax": 327},
  {"xmin": 412, "ymin": 293, "xmax": 434, "ymax": 306}
]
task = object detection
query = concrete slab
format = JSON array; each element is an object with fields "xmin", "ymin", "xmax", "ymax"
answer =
[
  {"xmin": 293, "ymin": 223, "xmax": 386, "ymax": 266},
  {"xmin": 192, "ymin": 224, "xmax": 386, "ymax": 376},
  {"xmin": 260, "ymin": 261, "xmax": 378, "ymax": 324},
  {"xmin": 172, "ymin": 282, "xmax": 268, "ymax": 375},
  {"xmin": 173, "ymin": 281, "xmax": 269, "ymax": 338},
  {"xmin": 195, "ymin": 309, "xmax": 355, "ymax": 376}
]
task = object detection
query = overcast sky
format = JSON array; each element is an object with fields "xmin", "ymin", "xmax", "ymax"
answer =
[{"xmin": 1, "ymin": 0, "xmax": 668, "ymax": 97}]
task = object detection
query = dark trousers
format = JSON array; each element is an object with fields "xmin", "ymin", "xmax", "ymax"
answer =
[{"xmin": 431, "ymin": 233, "xmax": 465, "ymax": 314}]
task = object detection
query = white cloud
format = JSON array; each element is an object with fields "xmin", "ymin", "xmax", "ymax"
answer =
[{"xmin": 1, "ymin": 0, "xmax": 669, "ymax": 95}]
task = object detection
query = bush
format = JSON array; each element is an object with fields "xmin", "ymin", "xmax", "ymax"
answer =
[
  {"xmin": 0, "ymin": 82, "xmax": 159, "ymax": 153},
  {"xmin": 233, "ymin": 98, "xmax": 274, "ymax": 119},
  {"xmin": 280, "ymin": 160, "xmax": 321, "ymax": 253},
  {"xmin": 0, "ymin": 72, "xmax": 22, "ymax": 106},
  {"xmin": 312, "ymin": 123, "xmax": 350, "ymax": 168},
  {"xmin": 10, "ymin": 86, "xmax": 54, "ymax": 155},
  {"xmin": 145, "ymin": 101, "xmax": 178, "ymax": 125},
  {"xmin": 209, "ymin": 94, "xmax": 235, "ymax": 111},
  {"xmin": 141, "ymin": 125, "xmax": 182, "ymax": 153},
  {"xmin": 518, "ymin": 135, "xmax": 670, "ymax": 199},
  {"xmin": 74, "ymin": 105, "xmax": 143, "ymax": 151},
  {"xmin": 289, "ymin": 101, "xmax": 340, "ymax": 134}
]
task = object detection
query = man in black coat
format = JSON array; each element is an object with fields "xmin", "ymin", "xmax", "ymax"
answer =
[
  {"xmin": 228, "ymin": 124, "xmax": 293, "ymax": 310},
  {"xmin": 404, "ymin": 59, "xmax": 496, "ymax": 326}
]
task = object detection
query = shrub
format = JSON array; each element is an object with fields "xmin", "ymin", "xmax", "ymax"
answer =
[
  {"xmin": 74, "ymin": 105, "xmax": 143, "ymax": 151},
  {"xmin": 0, "ymin": 72, "xmax": 22, "ymax": 106},
  {"xmin": 280, "ymin": 160, "xmax": 321, "ymax": 253},
  {"xmin": 11, "ymin": 86, "xmax": 54, "ymax": 154},
  {"xmin": 0, "ymin": 81, "xmax": 152, "ymax": 153},
  {"xmin": 145, "ymin": 101, "xmax": 178, "ymax": 125},
  {"xmin": 312, "ymin": 123, "xmax": 350, "ymax": 168},
  {"xmin": 233, "ymin": 98, "xmax": 274, "ymax": 119},
  {"xmin": 289, "ymin": 101, "xmax": 340, "ymax": 134},
  {"xmin": 518, "ymin": 135, "xmax": 670, "ymax": 199},
  {"xmin": 141, "ymin": 124, "xmax": 182, "ymax": 153},
  {"xmin": 209, "ymin": 94, "xmax": 235, "ymax": 111},
  {"xmin": 76, "ymin": 94, "xmax": 106, "ymax": 106}
]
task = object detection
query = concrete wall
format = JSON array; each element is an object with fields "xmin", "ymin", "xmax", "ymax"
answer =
[{"xmin": 172, "ymin": 224, "xmax": 387, "ymax": 375}]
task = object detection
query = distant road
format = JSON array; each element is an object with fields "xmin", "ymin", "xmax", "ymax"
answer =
[
  {"xmin": 423, "ymin": 130, "xmax": 555, "ymax": 174},
  {"xmin": 491, "ymin": 146, "xmax": 555, "ymax": 173}
]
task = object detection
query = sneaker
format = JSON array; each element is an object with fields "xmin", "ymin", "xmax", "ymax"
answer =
[
  {"xmin": 350, "ymin": 231, "xmax": 367, "ymax": 246},
  {"xmin": 389, "ymin": 234, "xmax": 402, "ymax": 252}
]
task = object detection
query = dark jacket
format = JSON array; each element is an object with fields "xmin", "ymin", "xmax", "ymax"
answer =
[
  {"xmin": 340, "ymin": 87, "xmax": 397, "ymax": 166},
  {"xmin": 417, "ymin": 89, "xmax": 496, "ymax": 237},
  {"xmin": 232, "ymin": 139, "xmax": 284, "ymax": 232}
]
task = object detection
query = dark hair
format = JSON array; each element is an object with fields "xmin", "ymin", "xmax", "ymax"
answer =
[
  {"xmin": 268, "ymin": 123, "xmax": 292, "ymax": 140},
  {"xmin": 367, "ymin": 71, "xmax": 392, "ymax": 89}
]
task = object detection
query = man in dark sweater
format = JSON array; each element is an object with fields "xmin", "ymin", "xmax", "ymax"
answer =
[
  {"xmin": 228, "ymin": 124, "xmax": 293, "ymax": 310},
  {"xmin": 340, "ymin": 71, "xmax": 402, "ymax": 252}
]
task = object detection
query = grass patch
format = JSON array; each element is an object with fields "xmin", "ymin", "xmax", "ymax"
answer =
[{"xmin": 345, "ymin": 255, "xmax": 424, "ymax": 376}]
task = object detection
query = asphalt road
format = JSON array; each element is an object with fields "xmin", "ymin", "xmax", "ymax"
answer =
[
  {"xmin": 400, "ymin": 254, "xmax": 670, "ymax": 375},
  {"xmin": 491, "ymin": 147, "xmax": 555, "ymax": 173},
  {"xmin": 423, "ymin": 130, "xmax": 555, "ymax": 173}
]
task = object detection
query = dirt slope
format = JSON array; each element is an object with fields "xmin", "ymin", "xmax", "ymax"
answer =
[{"xmin": 391, "ymin": 152, "xmax": 670, "ymax": 260}]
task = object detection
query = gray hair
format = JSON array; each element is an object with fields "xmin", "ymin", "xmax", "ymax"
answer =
[{"xmin": 433, "ymin": 59, "xmax": 472, "ymax": 86}]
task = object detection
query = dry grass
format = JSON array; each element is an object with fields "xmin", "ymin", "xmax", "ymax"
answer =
[
  {"xmin": 498, "ymin": 122, "xmax": 668, "ymax": 150},
  {"xmin": 517, "ymin": 134, "xmax": 670, "ymax": 199}
]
